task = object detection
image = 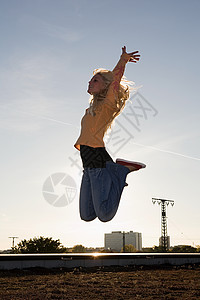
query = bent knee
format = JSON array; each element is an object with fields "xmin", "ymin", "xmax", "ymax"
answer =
[
  {"xmin": 80, "ymin": 214, "xmax": 97, "ymax": 222},
  {"xmin": 97, "ymin": 212, "xmax": 115, "ymax": 223}
]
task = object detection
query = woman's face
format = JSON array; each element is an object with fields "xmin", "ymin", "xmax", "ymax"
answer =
[{"xmin": 87, "ymin": 74, "xmax": 105, "ymax": 95}]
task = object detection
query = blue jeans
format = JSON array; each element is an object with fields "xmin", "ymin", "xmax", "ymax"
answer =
[{"xmin": 79, "ymin": 161, "xmax": 129, "ymax": 222}]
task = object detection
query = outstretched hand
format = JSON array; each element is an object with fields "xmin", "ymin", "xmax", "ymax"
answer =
[{"xmin": 122, "ymin": 46, "xmax": 140, "ymax": 63}]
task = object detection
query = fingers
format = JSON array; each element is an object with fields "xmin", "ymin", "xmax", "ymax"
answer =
[
  {"xmin": 128, "ymin": 51, "xmax": 140, "ymax": 60},
  {"xmin": 131, "ymin": 54, "xmax": 140, "ymax": 59},
  {"xmin": 122, "ymin": 46, "xmax": 126, "ymax": 54},
  {"xmin": 122, "ymin": 47, "xmax": 140, "ymax": 62},
  {"xmin": 129, "ymin": 55, "xmax": 140, "ymax": 63},
  {"xmin": 129, "ymin": 51, "xmax": 139, "ymax": 55}
]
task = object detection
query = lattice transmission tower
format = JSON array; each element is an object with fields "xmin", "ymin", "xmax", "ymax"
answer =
[
  {"xmin": 9, "ymin": 236, "xmax": 19, "ymax": 248},
  {"xmin": 152, "ymin": 198, "xmax": 174, "ymax": 251}
]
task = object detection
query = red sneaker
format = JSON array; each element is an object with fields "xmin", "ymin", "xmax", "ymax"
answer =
[{"xmin": 116, "ymin": 158, "xmax": 146, "ymax": 171}]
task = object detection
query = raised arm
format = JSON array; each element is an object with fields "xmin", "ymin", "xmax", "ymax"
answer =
[{"xmin": 112, "ymin": 46, "xmax": 140, "ymax": 92}]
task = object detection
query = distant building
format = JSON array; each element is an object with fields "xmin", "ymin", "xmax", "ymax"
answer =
[
  {"xmin": 159, "ymin": 236, "xmax": 170, "ymax": 250},
  {"xmin": 104, "ymin": 231, "xmax": 142, "ymax": 252},
  {"xmin": 0, "ymin": 249, "xmax": 12, "ymax": 254}
]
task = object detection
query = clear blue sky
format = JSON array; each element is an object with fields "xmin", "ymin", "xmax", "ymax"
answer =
[{"xmin": 1, "ymin": 0, "xmax": 200, "ymax": 250}]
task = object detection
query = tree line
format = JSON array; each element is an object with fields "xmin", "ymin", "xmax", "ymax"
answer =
[{"xmin": 6, "ymin": 236, "xmax": 200, "ymax": 254}]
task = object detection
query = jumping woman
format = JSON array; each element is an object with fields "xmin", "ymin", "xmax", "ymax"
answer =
[{"xmin": 74, "ymin": 46, "xmax": 146, "ymax": 222}]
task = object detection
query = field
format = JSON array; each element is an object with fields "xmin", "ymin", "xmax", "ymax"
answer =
[{"xmin": 0, "ymin": 266, "xmax": 200, "ymax": 299}]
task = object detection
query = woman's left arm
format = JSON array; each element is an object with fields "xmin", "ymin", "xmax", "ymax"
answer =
[{"xmin": 112, "ymin": 46, "xmax": 140, "ymax": 91}]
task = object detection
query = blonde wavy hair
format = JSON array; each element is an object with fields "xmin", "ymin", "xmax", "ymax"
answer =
[{"xmin": 88, "ymin": 68, "xmax": 134, "ymax": 130}]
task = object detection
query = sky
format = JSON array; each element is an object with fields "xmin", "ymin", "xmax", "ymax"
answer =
[{"xmin": 0, "ymin": 0, "xmax": 200, "ymax": 250}]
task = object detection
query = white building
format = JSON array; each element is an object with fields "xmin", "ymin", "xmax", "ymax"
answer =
[{"xmin": 104, "ymin": 231, "xmax": 142, "ymax": 252}]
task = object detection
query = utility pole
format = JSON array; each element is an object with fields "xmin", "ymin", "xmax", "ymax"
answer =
[
  {"xmin": 152, "ymin": 198, "xmax": 174, "ymax": 252},
  {"xmin": 9, "ymin": 236, "xmax": 19, "ymax": 248},
  {"xmin": 122, "ymin": 231, "xmax": 126, "ymax": 253}
]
